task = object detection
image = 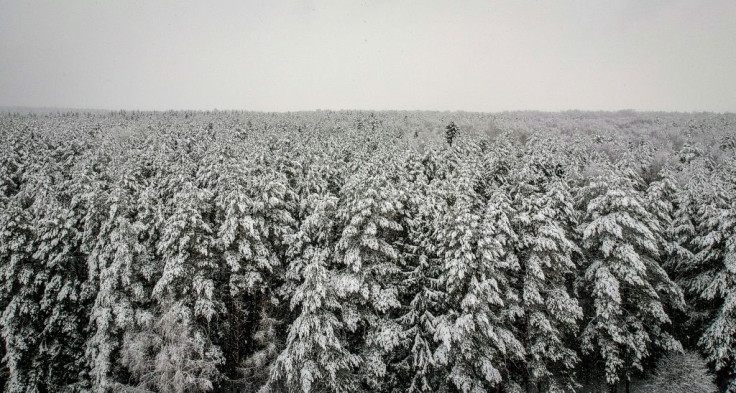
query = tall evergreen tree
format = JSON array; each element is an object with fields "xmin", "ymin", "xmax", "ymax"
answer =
[
  {"xmin": 214, "ymin": 156, "xmax": 298, "ymax": 390},
  {"xmin": 577, "ymin": 169, "xmax": 684, "ymax": 391},
  {"xmin": 266, "ymin": 193, "xmax": 362, "ymax": 393},
  {"xmin": 333, "ymin": 160, "xmax": 405, "ymax": 391},
  {"xmin": 0, "ymin": 198, "xmax": 41, "ymax": 393},
  {"xmin": 645, "ymin": 173, "xmax": 683, "ymax": 268},
  {"xmin": 432, "ymin": 161, "xmax": 524, "ymax": 393},
  {"xmin": 84, "ymin": 169, "xmax": 158, "ymax": 392},
  {"xmin": 688, "ymin": 185, "xmax": 736, "ymax": 392},
  {"xmin": 511, "ymin": 176, "xmax": 582, "ymax": 393},
  {"xmin": 388, "ymin": 153, "xmax": 445, "ymax": 393},
  {"xmin": 2, "ymin": 183, "xmax": 93, "ymax": 392},
  {"xmin": 121, "ymin": 182, "xmax": 223, "ymax": 393}
]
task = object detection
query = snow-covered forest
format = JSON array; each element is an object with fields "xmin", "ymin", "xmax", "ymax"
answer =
[{"xmin": 0, "ymin": 110, "xmax": 734, "ymax": 393}]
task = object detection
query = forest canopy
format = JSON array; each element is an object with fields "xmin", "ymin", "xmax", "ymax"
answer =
[{"xmin": 0, "ymin": 110, "xmax": 734, "ymax": 392}]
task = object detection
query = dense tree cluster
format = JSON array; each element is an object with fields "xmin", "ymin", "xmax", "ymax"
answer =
[{"xmin": 0, "ymin": 110, "xmax": 734, "ymax": 392}]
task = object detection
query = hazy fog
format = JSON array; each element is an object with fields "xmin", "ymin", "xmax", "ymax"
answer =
[{"xmin": 1, "ymin": 0, "xmax": 735, "ymax": 112}]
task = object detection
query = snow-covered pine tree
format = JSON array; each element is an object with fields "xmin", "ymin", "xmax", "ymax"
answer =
[
  {"xmin": 83, "ymin": 167, "xmax": 160, "ymax": 392},
  {"xmin": 1, "ymin": 178, "xmax": 93, "ymax": 392},
  {"xmin": 121, "ymin": 181, "xmax": 223, "ymax": 393},
  {"xmin": 577, "ymin": 167, "xmax": 685, "ymax": 391},
  {"xmin": 0, "ymin": 196, "xmax": 41, "ymax": 393},
  {"xmin": 645, "ymin": 172, "xmax": 683, "ymax": 268},
  {"xmin": 266, "ymin": 193, "xmax": 363, "ymax": 393},
  {"xmin": 511, "ymin": 173, "xmax": 582, "ymax": 393},
  {"xmin": 644, "ymin": 171, "xmax": 702, "ymax": 349},
  {"xmin": 668, "ymin": 185, "xmax": 697, "ymax": 277},
  {"xmin": 445, "ymin": 122, "xmax": 459, "ymax": 146},
  {"xmin": 662, "ymin": 159, "xmax": 713, "ymax": 348},
  {"xmin": 333, "ymin": 159, "xmax": 406, "ymax": 391},
  {"xmin": 0, "ymin": 126, "xmax": 118, "ymax": 393},
  {"xmin": 213, "ymin": 154, "xmax": 297, "ymax": 389},
  {"xmin": 387, "ymin": 152, "xmax": 446, "ymax": 393},
  {"xmin": 0, "ymin": 134, "xmax": 38, "ymax": 393},
  {"xmin": 687, "ymin": 180, "xmax": 736, "ymax": 392},
  {"xmin": 432, "ymin": 160, "xmax": 524, "ymax": 393},
  {"xmin": 215, "ymin": 174, "xmax": 271, "ymax": 385}
]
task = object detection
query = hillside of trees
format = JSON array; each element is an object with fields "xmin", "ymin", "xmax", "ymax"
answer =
[{"xmin": 0, "ymin": 110, "xmax": 734, "ymax": 392}]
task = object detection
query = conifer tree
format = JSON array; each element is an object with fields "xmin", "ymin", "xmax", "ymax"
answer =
[
  {"xmin": 2, "ymin": 181, "xmax": 93, "ymax": 392},
  {"xmin": 645, "ymin": 173, "xmax": 683, "ymax": 267},
  {"xmin": 267, "ymin": 193, "xmax": 362, "ymax": 393},
  {"xmin": 388, "ymin": 153, "xmax": 445, "ymax": 393},
  {"xmin": 668, "ymin": 188, "xmax": 697, "ymax": 277},
  {"xmin": 276, "ymin": 245, "xmax": 359, "ymax": 393},
  {"xmin": 122, "ymin": 182, "xmax": 223, "ymax": 393},
  {"xmin": 84, "ymin": 169, "xmax": 157, "ymax": 392},
  {"xmin": 688, "ymin": 185, "xmax": 736, "ymax": 392},
  {"xmin": 577, "ymin": 169, "xmax": 684, "ymax": 390},
  {"xmin": 432, "ymin": 162, "xmax": 524, "ymax": 392},
  {"xmin": 0, "ymin": 198, "xmax": 41, "ymax": 393},
  {"xmin": 333, "ymin": 160, "xmax": 405, "ymax": 391},
  {"xmin": 511, "ymin": 175, "xmax": 582, "ymax": 392},
  {"xmin": 445, "ymin": 122, "xmax": 459, "ymax": 146},
  {"xmin": 214, "ymin": 156, "xmax": 297, "ymax": 389}
]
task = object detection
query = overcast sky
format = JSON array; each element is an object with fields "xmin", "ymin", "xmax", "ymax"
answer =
[{"xmin": 1, "ymin": 1, "xmax": 735, "ymax": 112}]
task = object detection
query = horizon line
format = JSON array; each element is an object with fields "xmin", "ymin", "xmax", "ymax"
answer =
[{"xmin": 1, "ymin": 106, "xmax": 733, "ymax": 115}]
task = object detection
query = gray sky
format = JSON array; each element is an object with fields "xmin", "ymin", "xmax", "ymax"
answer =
[{"xmin": 1, "ymin": 0, "xmax": 735, "ymax": 112}]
